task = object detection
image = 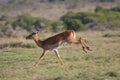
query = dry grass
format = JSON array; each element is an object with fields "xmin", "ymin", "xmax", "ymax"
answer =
[{"xmin": 0, "ymin": 30, "xmax": 120, "ymax": 80}]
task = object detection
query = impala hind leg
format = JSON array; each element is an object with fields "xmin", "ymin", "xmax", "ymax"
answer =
[
  {"xmin": 34, "ymin": 50, "xmax": 47, "ymax": 67},
  {"xmin": 79, "ymin": 37, "xmax": 92, "ymax": 53},
  {"xmin": 54, "ymin": 50, "xmax": 64, "ymax": 66}
]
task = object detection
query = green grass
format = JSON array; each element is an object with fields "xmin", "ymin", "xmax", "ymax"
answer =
[{"xmin": 0, "ymin": 31, "xmax": 120, "ymax": 80}]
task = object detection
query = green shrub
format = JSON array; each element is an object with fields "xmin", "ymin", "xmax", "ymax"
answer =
[
  {"xmin": 1, "ymin": 6, "xmax": 120, "ymax": 34},
  {"xmin": 61, "ymin": 11, "xmax": 76, "ymax": 21},
  {"xmin": 95, "ymin": 6, "xmax": 105, "ymax": 12},
  {"xmin": 64, "ymin": 19, "xmax": 86, "ymax": 31},
  {"xmin": 76, "ymin": 12, "xmax": 95, "ymax": 24},
  {"xmin": 51, "ymin": 20, "xmax": 64, "ymax": 32},
  {"xmin": 12, "ymin": 14, "xmax": 36, "ymax": 31},
  {"xmin": 12, "ymin": 14, "xmax": 53, "ymax": 32},
  {"xmin": 61, "ymin": 12, "xmax": 87, "ymax": 31},
  {"xmin": 111, "ymin": 7, "xmax": 120, "ymax": 12},
  {"xmin": 61, "ymin": 7, "xmax": 120, "ymax": 31}
]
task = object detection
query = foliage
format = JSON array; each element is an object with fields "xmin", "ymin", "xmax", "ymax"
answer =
[
  {"xmin": 61, "ymin": 7, "xmax": 120, "ymax": 30},
  {"xmin": 11, "ymin": 14, "xmax": 65, "ymax": 32},
  {"xmin": 13, "ymin": 14, "xmax": 36, "ymax": 31},
  {"xmin": 8, "ymin": 0, "xmax": 17, "ymax": 3},
  {"xmin": 111, "ymin": 7, "xmax": 120, "ymax": 12},
  {"xmin": 76, "ymin": 12, "xmax": 94, "ymax": 24},
  {"xmin": 94, "ymin": 6, "xmax": 105, "ymax": 12},
  {"xmin": 12, "ymin": 14, "xmax": 53, "ymax": 32},
  {"xmin": 0, "ymin": 6, "xmax": 120, "ymax": 37},
  {"xmin": 51, "ymin": 20, "xmax": 64, "ymax": 32},
  {"xmin": 61, "ymin": 12, "xmax": 87, "ymax": 31},
  {"xmin": 98, "ymin": 0, "xmax": 115, "ymax": 2},
  {"xmin": 8, "ymin": 0, "xmax": 28, "ymax": 4},
  {"xmin": 64, "ymin": 19, "xmax": 86, "ymax": 31}
]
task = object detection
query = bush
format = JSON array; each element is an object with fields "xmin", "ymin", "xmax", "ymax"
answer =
[
  {"xmin": 1, "ymin": 6, "xmax": 120, "ymax": 36},
  {"xmin": 12, "ymin": 14, "xmax": 53, "ymax": 32},
  {"xmin": 95, "ymin": 6, "xmax": 105, "ymax": 12},
  {"xmin": 64, "ymin": 19, "xmax": 86, "ymax": 31},
  {"xmin": 76, "ymin": 12, "xmax": 94, "ymax": 24},
  {"xmin": 111, "ymin": 7, "xmax": 120, "ymax": 12},
  {"xmin": 61, "ymin": 7, "xmax": 120, "ymax": 31},
  {"xmin": 61, "ymin": 12, "xmax": 87, "ymax": 31},
  {"xmin": 12, "ymin": 14, "xmax": 36, "ymax": 31},
  {"xmin": 51, "ymin": 20, "xmax": 64, "ymax": 32}
]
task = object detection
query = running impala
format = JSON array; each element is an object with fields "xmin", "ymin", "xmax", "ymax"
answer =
[{"xmin": 26, "ymin": 30, "xmax": 92, "ymax": 66}]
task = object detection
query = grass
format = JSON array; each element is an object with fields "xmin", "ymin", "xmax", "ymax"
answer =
[{"xmin": 0, "ymin": 30, "xmax": 120, "ymax": 80}]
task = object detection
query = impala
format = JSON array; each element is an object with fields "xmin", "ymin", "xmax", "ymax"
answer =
[{"xmin": 26, "ymin": 30, "xmax": 91, "ymax": 66}]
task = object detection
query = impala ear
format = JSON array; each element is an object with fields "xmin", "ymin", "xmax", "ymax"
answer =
[
  {"xmin": 36, "ymin": 31, "xmax": 39, "ymax": 34},
  {"xmin": 32, "ymin": 25, "xmax": 39, "ymax": 34}
]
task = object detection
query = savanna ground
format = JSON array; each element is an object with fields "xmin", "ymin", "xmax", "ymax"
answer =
[{"xmin": 0, "ymin": 30, "xmax": 120, "ymax": 80}]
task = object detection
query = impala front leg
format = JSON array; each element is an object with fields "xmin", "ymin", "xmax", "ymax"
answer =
[
  {"xmin": 54, "ymin": 50, "xmax": 64, "ymax": 66},
  {"xmin": 34, "ymin": 50, "xmax": 47, "ymax": 67}
]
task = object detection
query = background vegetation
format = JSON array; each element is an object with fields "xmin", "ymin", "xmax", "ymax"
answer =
[
  {"xmin": 0, "ymin": 7, "xmax": 120, "ymax": 37},
  {"xmin": 0, "ymin": 0, "xmax": 120, "ymax": 80}
]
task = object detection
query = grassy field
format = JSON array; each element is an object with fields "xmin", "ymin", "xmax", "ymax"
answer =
[{"xmin": 0, "ymin": 30, "xmax": 120, "ymax": 80}]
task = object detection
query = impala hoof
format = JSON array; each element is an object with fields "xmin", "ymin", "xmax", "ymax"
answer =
[
  {"xmin": 34, "ymin": 63, "xmax": 38, "ymax": 67},
  {"xmin": 86, "ymin": 47, "xmax": 92, "ymax": 51}
]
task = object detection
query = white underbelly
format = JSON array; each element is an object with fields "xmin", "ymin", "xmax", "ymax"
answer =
[{"xmin": 47, "ymin": 41, "xmax": 67, "ymax": 51}]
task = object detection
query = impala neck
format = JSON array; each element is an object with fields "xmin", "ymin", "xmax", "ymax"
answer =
[{"xmin": 33, "ymin": 36, "xmax": 43, "ymax": 48}]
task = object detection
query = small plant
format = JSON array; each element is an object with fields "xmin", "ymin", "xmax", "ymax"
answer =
[
  {"xmin": 95, "ymin": 6, "xmax": 105, "ymax": 12},
  {"xmin": 105, "ymin": 71, "xmax": 118, "ymax": 77}
]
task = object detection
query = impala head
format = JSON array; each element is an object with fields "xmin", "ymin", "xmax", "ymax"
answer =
[{"xmin": 26, "ymin": 31, "xmax": 39, "ymax": 40}]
